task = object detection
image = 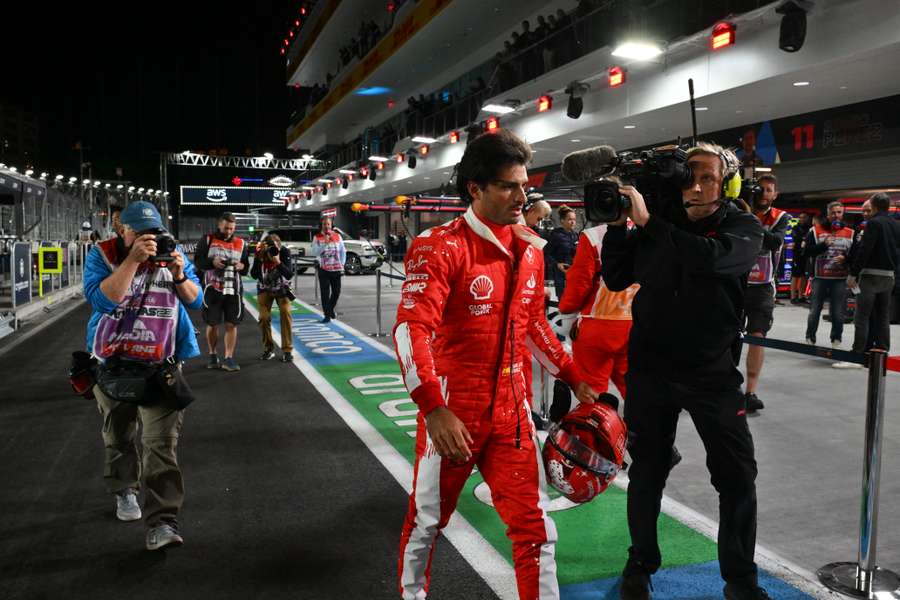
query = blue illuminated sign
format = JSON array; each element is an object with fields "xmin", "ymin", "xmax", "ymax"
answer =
[{"xmin": 354, "ymin": 86, "xmax": 392, "ymax": 96}]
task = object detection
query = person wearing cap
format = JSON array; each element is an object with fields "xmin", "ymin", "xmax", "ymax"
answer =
[{"xmin": 83, "ymin": 201, "xmax": 203, "ymax": 551}]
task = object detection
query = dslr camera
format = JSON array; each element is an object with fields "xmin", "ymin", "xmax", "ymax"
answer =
[
  {"xmin": 141, "ymin": 228, "xmax": 177, "ymax": 263},
  {"xmin": 738, "ymin": 177, "xmax": 763, "ymax": 207},
  {"xmin": 581, "ymin": 145, "xmax": 693, "ymax": 223},
  {"xmin": 263, "ymin": 239, "xmax": 279, "ymax": 258}
]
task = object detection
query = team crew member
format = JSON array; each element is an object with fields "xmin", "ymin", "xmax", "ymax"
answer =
[
  {"xmin": 394, "ymin": 130, "xmax": 596, "ymax": 600},
  {"xmin": 522, "ymin": 194, "xmax": 551, "ymax": 230},
  {"xmin": 789, "ymin": 212, "xmax": 813, "ymax": 304},
  {"xmin": 547, "ymin": 205, "xmax": 579, "ymax": 299},
  {"xmin": 83, "ymin": 201, "xmax": 202, "ymax": 550},
  {"xmin": 804, "ymin": 201, "xmax": 853, "ymax": 347},
  {"xmin": 250, "ymin": 233, "xmax": 294, "ymax": 363},
  {"xmin": 194, "ymin": 212, "xmax": 249, "ymax": 371},
  {"xmin": 602, "ymin": 142, "xmax": 766, "ymax": 600},
  {"xmin": 558, "ymin": 222, "xmax": 639, "ymax": 397},
  {"xmin": 847, "ymin": 193, "xmax": 900, "ymax": 353},
  {"xmin": 311, "ymin": 216, "xmax": 345, "ymax": 323},
  {"xmin": 742, "ymin": 174, "xmax": 790, "ymax": 413}
]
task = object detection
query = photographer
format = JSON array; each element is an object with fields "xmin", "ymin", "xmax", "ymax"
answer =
[
  {"xmin": 601, "ymin": 143, "xmax": 766, "ymax": 600},
  {"xmin": 83, "ymin": 201, "xmax": 202, "ymax": 551},
  {"xmin": 194, "ymin": 212, "xmax": 250, "ymax": 371},
  {"xmin": 803, "ymin": 201, "xmax": 853, "ymax": 347},
  {"xmin": 250, "ymin": 234, "xmax": 294, "ymax": 363},
  {"xmin": 742, "ymin": 173, "xmax": 790, "ymax": 413},
  {"xmin": 311, "ymin": 216, "xmax": 345, "ymax": 323}
]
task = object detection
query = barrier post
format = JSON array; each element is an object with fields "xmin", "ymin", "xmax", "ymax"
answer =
[
  {"xmin": 370, "ymin": 269, "xmax": 388, "ymax": 338},
  {"xmin": 818, "ymin": 350, "xmax": 900, "ymax": 598}
]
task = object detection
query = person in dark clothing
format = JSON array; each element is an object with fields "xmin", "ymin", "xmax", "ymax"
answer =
[
  {"xmin": 847, "ymin": 193, "xmax": 900, "ymax": 353},
  {"xmin": 250, "ymin": 234, "xmax": 295, "ymax": 363},
  {"xmin": 601, "ymin": 143, "xmax": 766, "ymax": 600},
  {"xmin": 547, "ymin": 205, "xmax": 579, "ymax": 300},
  {"xmin": 790, "ymin": 212, "xmax": 812, "ymax": 304}
]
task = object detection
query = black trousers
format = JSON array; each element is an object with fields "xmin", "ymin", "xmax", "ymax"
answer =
[
  {"xmin": 623, "ymin": 370, "xmax": 758, "ymax": 588},
  {"xmin": 317, "ymin": 268, "xmax": 342, "ymax": 318}
]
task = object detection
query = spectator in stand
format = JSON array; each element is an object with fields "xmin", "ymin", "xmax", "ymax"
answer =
[
  {"xmin": 790, "ymin": 212, "xmax": 813, "ymax": 304},
  {"xmin": 804, "ymin": 201, "xmax": 854, "ymax": 347},
  {"xmin": 547, "ymin": 205, "xmax": 579, "ymax": 300},
  {"xmin": 835, "ymin": 193, "xmax": 900, "ymax": 367}
]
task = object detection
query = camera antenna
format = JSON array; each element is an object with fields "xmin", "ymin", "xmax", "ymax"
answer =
[{"xmin": 688, "ymin": 78, "xmax": 698, "ymax": 145}]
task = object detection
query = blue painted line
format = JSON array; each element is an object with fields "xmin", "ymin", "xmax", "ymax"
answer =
[{"xmin": 560, "ymin": 561, "xmax": 814, "ymax": 600}]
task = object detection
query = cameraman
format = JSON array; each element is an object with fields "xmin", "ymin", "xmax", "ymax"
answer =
[
  {"xmin": 601, "ymin": 143, "xmax": 766, "ymax": 600},
  {"xmin": 83, "ymin": 201, "xmax": 202, "ymax": 551},
  {"xmin": 250, "ymin": 234, "xmax": 295, "ymax": 362},
  {"xmin": 194, "ymin": 212, "xmax": 250, "ymax": 371}
]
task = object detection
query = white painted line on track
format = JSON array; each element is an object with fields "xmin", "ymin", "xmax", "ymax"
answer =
[{"xmin": 244, "ymin": 298, "xmax": 517, "ymax": 600}]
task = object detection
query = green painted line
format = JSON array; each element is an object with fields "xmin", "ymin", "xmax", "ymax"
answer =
[{"xmin": 245, "ymin": 288, "xmax": 717, "ymax": 585}]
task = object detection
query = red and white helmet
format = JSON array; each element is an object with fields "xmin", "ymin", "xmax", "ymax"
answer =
[{"xmin": 542, "ymin": 399, "xmax": 627, "ymax": 504}]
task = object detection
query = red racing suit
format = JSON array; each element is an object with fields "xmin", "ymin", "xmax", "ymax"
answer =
[
  {"xmin": 394, "ymin": 208, "xmax": 580, "ymax": 600},
  {"xmin": 558, "ymin": 225, "xmax": 639, "ymax": 397}
]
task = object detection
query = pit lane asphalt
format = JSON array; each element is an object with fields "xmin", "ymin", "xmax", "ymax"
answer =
[{"xmin": 0, "ymin": 303, "xmax": 498, "ymax": 600}]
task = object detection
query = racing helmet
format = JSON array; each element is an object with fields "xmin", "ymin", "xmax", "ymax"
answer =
[{"xmin": 542, "ymin": 397, "xmax": 627, "ymax": 503}]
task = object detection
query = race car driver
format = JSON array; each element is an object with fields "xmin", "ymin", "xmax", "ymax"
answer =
[{"xmin": 394, "ymin": 129, "xmax": 597, "ymax": 600}]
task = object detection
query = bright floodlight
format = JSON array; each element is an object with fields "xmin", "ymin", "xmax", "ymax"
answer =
[
  {"xmin": 25, "ymin": 169, "xmax": 34, "ymax": 176},
  {"xmin": 301, "ymin": 153, "xmax": 313, "ymax": 159},
  {"xmin": 116, "ymin": 184, "xmax": 124, "ymax": 189},
  {"xmin": 128, "ymin": 186, "xmax": 135, "ymax": 192},
  {"xmin": 69, "ymin": 177, "xmax": 77, "ymax": 183},
  {"xmin": 83, "ymin": 179, "xmax": 91, "ymax": 185},
  {"xmin": 482, "ymin": 103, "xmax": 516, "ymax": 114},
  {"xmin": 611, "ymin": 41, "xmax": 663, "ymax": 60},
  {"xmin": 55, "ymin": 174, "xmax": 64, "ymax": 181},
  {"xmin": 263, "ymin": 152, "xmax": 274, "ymax": 159},
  {"xmin": 138, "ymin": 188, "xmax": 145, "ymax": 193}
]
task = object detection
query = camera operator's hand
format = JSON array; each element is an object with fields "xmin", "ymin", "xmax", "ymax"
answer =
[
  {"xmin": 128, "ymin": 234, "xmax": 157, "ymax": 264},
  {"xmin": 574, "ymin": 382, "xmax": 598, "ymax": 404},
  {"xmin": 167, "ymin": 250, "xmax": 185, "ymax": 279},
  {"xmin": 735, "ymin": 198, "xmax": 752, "ymax": 213},
  {"xmin": 212, "ymin": 256, "xmax": 226, "ymax": 269},
  {"xmin": 619, "ymin": 185, "xmax": 650, "ymax": 227},
  {"xmin": 235, "ymin": 261, "xmax": 245, "ymax": 271},
  {"xmin": 425, "ymin": 406, "xmax": 473, "ymax": 462},
  {"xmin": 557, "ymin": 262, "xmax": 569, "ymax": 273}
]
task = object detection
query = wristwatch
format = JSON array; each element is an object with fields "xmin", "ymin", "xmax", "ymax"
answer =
[{"xmin": 173, "ymin": 275, "xmax": 189, "ymax": 285}]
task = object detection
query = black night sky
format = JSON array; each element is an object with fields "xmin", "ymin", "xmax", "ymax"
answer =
[{"xmin": 2, "ymin": 1, "xmax": 295, "ymax": 188}]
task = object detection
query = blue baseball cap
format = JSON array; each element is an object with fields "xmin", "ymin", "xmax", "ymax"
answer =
[{"xmin": 121, "ymin": 201, "xmax": 165, "ymax": 232}]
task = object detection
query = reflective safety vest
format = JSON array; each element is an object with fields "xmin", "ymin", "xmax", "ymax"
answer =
[
  {"xmin": 91, "ymin": 238, "xmax": 178, "ymax": 363},
  {"xmin": 748, "ymin": 207, "xmax": 790, "ymax": 286},
  {"xmin": 812, "ymin": 223, "xmax": 853, "ymax": 279}
]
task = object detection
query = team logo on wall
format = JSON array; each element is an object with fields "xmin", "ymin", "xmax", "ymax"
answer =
[{"xmin": 469, "ymin": 275, "xmax": 494, "ymax": 300}]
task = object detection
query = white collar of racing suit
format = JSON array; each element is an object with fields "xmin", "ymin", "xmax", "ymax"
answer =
[{"xmin": 464, "ymin": 207, "xmax": 547, "ymax": 258}]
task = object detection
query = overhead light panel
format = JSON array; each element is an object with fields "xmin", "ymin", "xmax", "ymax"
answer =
[
  {"xmin": 611, "ymin": 41, "xmax": 662, "ymax": 61},
  {"xmin": 711, "ymin": 21, "xmax": 736, "ymax": 50},
  {"xmin": 482, "ymin": 103, "xmax": 516, "ymax": 114},
  {"xmin": 412, "ymin": 136, "xmax": 436, "ymax": 143},
  {"xmin": 339, "ymin": 169, "xmax": 356, "ymax": 174},
  {"xmin": 368, "ymin": 155, "xmax": 390, "ymax": 162}
]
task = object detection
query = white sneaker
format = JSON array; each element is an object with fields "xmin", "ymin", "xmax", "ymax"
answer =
[
  {"xmin": 115, "ymin": 489, "xmax": 142, "ymax": 522},
  {"xmin": 833, "ymin": 361, "xmax": 863, "ymax": 369},
  {"xmin": 832, "ymin": 340, "xmax": 842, "ymax": 349},
  {"xmin": 146, "ymin": 522, "xmax": 184, "ymax": 550},
  {"xmin": 805, "ymin": 338, "xmax": 815, "ymax": 346}
]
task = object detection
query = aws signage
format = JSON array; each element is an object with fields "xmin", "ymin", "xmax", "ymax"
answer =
[{"xmin": 180, "ymin": 185, "xmax": 295, "ymax": 206}]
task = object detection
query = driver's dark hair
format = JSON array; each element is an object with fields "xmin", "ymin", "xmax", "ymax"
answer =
[{"xmin": 456, "ymin": 129, "xmax": 532, "ymax": 204}]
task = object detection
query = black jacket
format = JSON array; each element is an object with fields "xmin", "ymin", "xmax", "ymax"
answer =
[
  {"xmin": 250, "ymin": 246, "xmax": 293, "ymax": 281},
  {"xmin": 850, "ymin": 212, "xmax": 900, "ymax": 277},
  {"xmin": 547, "ymin": 227, "xmax": 579, "ymax": 266},
  {"xmin": 601, "ymin": 203, "xmax": 763, "ymax": 389}
]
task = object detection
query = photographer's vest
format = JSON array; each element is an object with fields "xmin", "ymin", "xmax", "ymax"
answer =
[
  {"xmin": 812, "ymin": 223, "xmax": 854, "ymax": 279},
  {"xmin": 258, "ymin": 258, "xmax": 291, "ymax": 295},
  {"xmin": 748, "ymin": 207, "xmax": 790, "ymax": 286},
  {"xmin": 91, "ymin": 238, "xmax": 178, "ymax": 363},
  {"xmin": 204, "ymin": 234, "xmax": 245, "ymax": 292},
  {"xmin": 314, "ymin": 231, "xmax": 344, "ymax": 272}
]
